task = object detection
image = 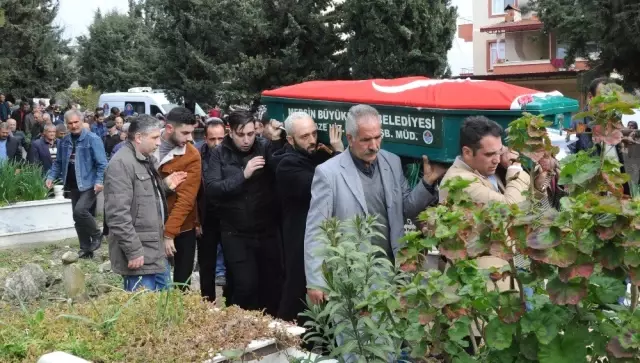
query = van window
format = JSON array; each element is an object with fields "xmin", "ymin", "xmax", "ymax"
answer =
[
  {"xmin": 150, "ymin": 105, "xmax": 162, "ymax": 116},
  {"xmin": 124, "ymin": 101, "xmax": 146, "ymax": 115}
]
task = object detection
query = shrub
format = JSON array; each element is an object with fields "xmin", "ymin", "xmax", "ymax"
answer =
[
  {"xmin": 0, "ymin": 161, "xmax": 49, "ymax": 206},
  {"xmin": 306, "ymin": 85, "xmax": 640, "ymax": 362}
]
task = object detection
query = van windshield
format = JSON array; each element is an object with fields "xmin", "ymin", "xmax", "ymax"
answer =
[
  {"xmin": 162, "ymin": 103, "xmax": 206, "ymax": 116},
  {"xmin": 162, "ymin": 104, "xmax": 179, "ymax": 113}
]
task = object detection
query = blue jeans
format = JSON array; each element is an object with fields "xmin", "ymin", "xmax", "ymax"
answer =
[
  {"xmin": 123, "ymin": 260, "xmax": 171, "ymax": 292},
  {"xmin": 216, "ymin": 244, "xmax": 226, "ymax": 277}
]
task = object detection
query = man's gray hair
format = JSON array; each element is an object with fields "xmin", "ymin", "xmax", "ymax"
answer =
[
  {"xmin": 56, "ymin": 123, "xmax": 67, "ymax": 132},
  {"xmin": 127, "ymin": 114, "xmax": 162, "ymax": 141},
  {"xmin": 42, "ymin": 113, "xmax": 51, "ymax": 121},
  {"xmin": 44, "ymin": 123, "xmax": 57, "ymax": 132},
  {"xmin": 284, "ymin": 112, "xmax": 313, "ymax": 135},
  {"xmin": 0, "ymin": 122, "xmax": 7, "ymax": 130},
  {"xmin": 122, "ymin": 122, "xmax": 131, "ymax": 133},
  {"xmin": 345, "ymin": 104, "xmax": 381, "ymax": 137},
  {"xmin": 64, "ymin": 109, "xmax": 83, "ymax": 123}
]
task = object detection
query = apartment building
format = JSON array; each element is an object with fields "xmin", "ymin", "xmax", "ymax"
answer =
[{"xmin": 457, "ymin": 0, "xmax": 589, "ymax": 104}]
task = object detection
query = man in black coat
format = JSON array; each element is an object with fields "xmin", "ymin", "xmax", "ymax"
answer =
[
  {"xmin": 0, "ymin": 122, "xmax": 23, "ymax": 162},
  {"xmin": 197, "ymin": 118, "xmax": 226, "ymax": 302},
  {"xmin": 204, "ymin": 110, "xmax": 285, "ymax": 316},
  {"xmin": 273, "ymin": 112, "xmax": 344, "ymax": 322}
]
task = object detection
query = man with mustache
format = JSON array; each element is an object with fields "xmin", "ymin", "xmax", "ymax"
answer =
[
  {"xmin": 304, "ymin": 104, "xmax": 446, "ymax": 304},
  {"xmin": 272, "ymin": 112, "xmax": 344, "ymax": 322}
]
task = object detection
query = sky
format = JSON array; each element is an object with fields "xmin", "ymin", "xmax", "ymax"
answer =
[{"xmin": 55, "ymin": 0, "xmax": 473, "ymax": 75}]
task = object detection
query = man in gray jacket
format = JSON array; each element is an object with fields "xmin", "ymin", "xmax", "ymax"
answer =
[
  {"xmin": 104, "ymin": 115, "xmax": 186, "ymax": 291},
  {"xmin": 304, "ymin": 104, "xmax": 447, "ymax": 304}
]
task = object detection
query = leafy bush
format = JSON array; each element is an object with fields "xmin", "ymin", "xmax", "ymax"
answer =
[
  {"xmin": 0, "ymin": 161, "xmax": 50, "ymax": 206},
  {"xmin": 306, "ymin": 86, "xmax": 640, "ymax": 362}
]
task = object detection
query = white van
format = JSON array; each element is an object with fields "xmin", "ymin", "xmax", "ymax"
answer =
[{"xmin": 98, "ymin": 87, "xmax": 205, "ymax": 117}]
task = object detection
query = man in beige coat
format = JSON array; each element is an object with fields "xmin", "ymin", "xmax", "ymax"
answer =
[{"xmin": 440, "ymin": 116, "xmax": 547, "ymax": 288}]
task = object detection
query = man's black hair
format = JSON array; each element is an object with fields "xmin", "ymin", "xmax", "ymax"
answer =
[
  {"xmin": 110, "ymin": 107, "xmax": 120, "ymax": 115},
  {"xmin": 166, "ymin": 106, "xmax": 196, "ymax": 126},
  {"xmin": 589, "ymin": 77, "xmax": 612, "ymax": 97},
  {"xmin": 205, "ymin": 118, "xmax": 225, "ymax": 131},
  {"xmin": 20, "ymin": 101, "xmax": 29, "ymax": 107},
  {"xmin": 106, "ymin": 114, "xmax": 117, "ymax": 122},
  {"xmin": 227, "ymin": 110, "xmax": 256, "ymax": 132},
  {"xmin": 95, "ymin": 107, "xmax": 103, "ymax": 114},
  {"xmin": 460, "ymin": 116, "xmax": 503, "ymax": 154}
]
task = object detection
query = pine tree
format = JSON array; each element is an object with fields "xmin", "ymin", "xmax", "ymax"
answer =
[
  {"xmin": 0, "ymin": 0, "xmax": 75, "ymax": 98},
  {"xmin": 76, "ymin": 9, "xmax": 158, "ymax": 92},
  {"xmin": 339, "ymin": 0, "xmax": 457, "ymax": 79}
]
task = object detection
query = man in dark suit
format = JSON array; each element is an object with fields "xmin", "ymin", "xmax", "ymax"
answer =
[
  {"xmin": 28, "ymin": 124, "xmax": 57, "ymax": 174},
  {"xmin": 10, "ymin": 101, "xmax": 30, "ymax": 132},
  {"xmin": 0, "ymin": 122, "xmax": 23, "ymax": 162}
]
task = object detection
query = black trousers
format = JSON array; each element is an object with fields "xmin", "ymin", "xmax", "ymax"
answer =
[
  {"xmin": 172, "ymin": 229, "xmax": 197, "ymax": 291},
  {"xmin": 198, "ymin": 223, "xmax": 220, "ymax": 302},
  {"xmin": 278, "ymin": 234, "xmax": 307, "ymax": 322},
  {"xmin": 68, "ymin": 189, "xmax": 100, "ymax": 253},
  {"xmin": 221, "ymin": 230, "xmax": 283, "ymax": 317}
]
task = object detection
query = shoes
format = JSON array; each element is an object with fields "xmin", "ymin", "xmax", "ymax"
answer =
[
  {"xmin": 79, "ymin": 251, "xmax": 94, "ymax": 259},
  {"xmin": 215, "ymin": 275, "xmax": 226, "ymax": 287},
  {"xmin": 89, "ymin": 234, "xmax": 102, "ymax": 252}
]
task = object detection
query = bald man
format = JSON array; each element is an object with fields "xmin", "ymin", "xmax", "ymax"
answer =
[{"xmin": 272, "ymin": 112, "xmax": 344, "ymax": 322}]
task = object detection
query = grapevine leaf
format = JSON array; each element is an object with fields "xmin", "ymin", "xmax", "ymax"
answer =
[
  {"xmin": 589, "ymin": 275, "xmax": 627, "ymax": 304},
  {"xmin": 558, "ymin": 264, "xmax": 594, "ymax": 282},
  {"xmin": 485, "ymin": 317, "xmax": 516, "ymax": 350},
  {"xmin": 546, "ymin": 277, "xmax": 587, "ymax": 305},
  {"xmin": 497, "ymin": 291, "xmax": 525, "ymax": 323},
  {"xmin": 526, "ymin": 227, "xmax": 562, "ymax": 250},
  {"xmin": 527, "ymin": 245, "xmax": 578, "ymax": 268},
  {"xmin": 596, "ymin": 243, "xmax": 624, "ymax": 270}
]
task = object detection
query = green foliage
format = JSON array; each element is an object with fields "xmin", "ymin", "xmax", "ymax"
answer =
[
  {"xmin": 75, "ymin": 0, "xmax": 457, "ymax": 104},
  {"xmin": 55, "ymin": 85, "xmax": 101, "ymax": 111},
  {"xmin": 0, "ymin": 161, "xmax": 50, "ymax": 206},
  {"xmin": 0, "ymin": 0, "xmax": 75, "ymax": 98},
  {"xmin": 76, "ymin": 7, "xmax": 158, "ymax": 92},
  {"xmin": 302, "ymin": 215, "xmax": 405, "ymax": 362},
  {"xmin": 528, "ymin": 0, "xmax": 640, "ymax": 88},
  {"xmin": 340, "ymin": 0, "xmax": 457, "ymax": 79},
  {"xmin": 306, "ymin": 89, "xmax": 640, "ymax": 362}
]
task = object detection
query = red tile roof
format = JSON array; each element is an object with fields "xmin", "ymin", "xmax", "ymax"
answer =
[{"xmin": 480, "ymin": 18, "xmax": 543, "ymax": 33}]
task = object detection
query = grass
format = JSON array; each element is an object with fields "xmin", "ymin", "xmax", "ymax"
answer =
[
  {"xmin": 0, "ymin": 161, "xmax": 50, "ymax": 207},
  {"xmin": 0, "ymin": 239, "xmax": 298, "ymax": 362},
  {"xmin": 0, "ymin": 290, "xmax": 299, "ymax": 362}
]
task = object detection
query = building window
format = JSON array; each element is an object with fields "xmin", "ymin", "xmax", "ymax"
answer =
[
  {"xmin": 489, "ymin": 41, "xmax": 506, "ymax": 70},
  {"xmin": 491, "ymin": 0, "xmax": 516, "ymax": 16},
  {"xmin": 556, "ymin": 42, "xmax": 569, "ymax": 60}
]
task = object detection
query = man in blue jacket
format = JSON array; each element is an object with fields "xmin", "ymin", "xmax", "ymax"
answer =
[{"xmin": 46, "ymin": 110, "xmax": 108, "ymax": 259}]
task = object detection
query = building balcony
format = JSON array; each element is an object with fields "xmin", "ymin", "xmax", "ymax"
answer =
[{"xmin": 492, "ymin": 58, "xmax": 589, "ymax": 75}]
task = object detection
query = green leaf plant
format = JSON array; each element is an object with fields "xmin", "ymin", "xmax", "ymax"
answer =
[{"xmin": 304, "ymin": 86, "xmax": 640, "ymax": 362}]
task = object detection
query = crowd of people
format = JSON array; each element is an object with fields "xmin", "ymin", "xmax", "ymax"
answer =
[{"xmin": 0, "ymin": 76, "xmax": 637, "ymax": 332}]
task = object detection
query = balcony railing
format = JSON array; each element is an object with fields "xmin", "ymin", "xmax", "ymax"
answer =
[{"xmin": 492, "ymin": 58, "xmax": 588, "ymax": 75}]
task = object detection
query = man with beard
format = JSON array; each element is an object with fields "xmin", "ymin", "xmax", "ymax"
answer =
[
  {"xmin": 273, "ymin": 112, "xmax": 344, "ymax": 322},
  {"xmin": 196, "ymin": 118, "xmax": 226, "ymax": 302},
  {"xmin": 204, "ymin": 110, "xmax": 284, "ymax": 315},
  {"xmin": 154, "ymin": 107, "xmax": 201, "ymax": 290}
]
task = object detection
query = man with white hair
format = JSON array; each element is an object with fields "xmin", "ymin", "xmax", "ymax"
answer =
[
  {"xmin": 304, "ymin": 104, "xmax": 447, "ymax": 304},
  {"xmin": 273, "ymin": 112, "xmax": 344, "ymax": 322},
  {"xmin": 28, "ymin": 123, "xmax": 57, "ymax": 174},
  {"xmin": 46, "ymin": 110, "xmax": 108, "ymax": 259}
]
